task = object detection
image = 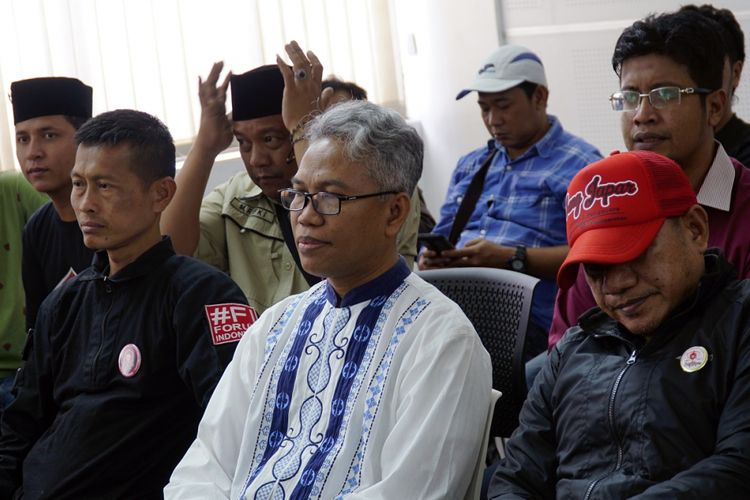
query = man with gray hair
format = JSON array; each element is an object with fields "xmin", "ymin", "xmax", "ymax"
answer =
[
  {"xmin": 166, "ymin": 100, "xmax": 492, "ymax": 499},
  {"xmin": 161, "ymin": 59, "xmax": 420, "ymax": 319}
]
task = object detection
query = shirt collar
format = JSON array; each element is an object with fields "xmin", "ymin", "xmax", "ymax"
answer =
[
  {"xmin": 81, "ymin": 236, "xmax": 175, "ymax": 282},
  {"xmin": 324, "ymin": 257, "xmax": 411, "ymax": 308},
  {"xmin": 240, "ymin": 177, "xmax": 266, "ymax": 201},
  {"xmin": 697, "ymin": 142, "xmax": 734, "ymax": 212}
]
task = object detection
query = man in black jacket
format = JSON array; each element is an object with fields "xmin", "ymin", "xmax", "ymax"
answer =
[
  {"xmin": 489, "ymin": 149, "xmax": 750, "ymax": 498},
  {"xmin": 0, "ymin": 110, "xmax": 253, "ymax": 499}
]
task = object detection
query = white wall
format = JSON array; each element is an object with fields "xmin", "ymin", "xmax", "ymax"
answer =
[
  {"xmin": 392, "ymin": 0, "xmax": 501, "ymax": 220},
  {"xmin": 395, "ymin": 0, "xmax": 750, "ymax": 218}
]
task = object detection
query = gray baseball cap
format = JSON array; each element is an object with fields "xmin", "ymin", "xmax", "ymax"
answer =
[{"xmin": 456, "ymin": 44, "xmax": 547, "ymax": 100}]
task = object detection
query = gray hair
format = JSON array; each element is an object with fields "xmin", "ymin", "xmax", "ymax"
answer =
[{"xmin": 305, "ymin": 100, "xmax": 423, "ymax": 194}]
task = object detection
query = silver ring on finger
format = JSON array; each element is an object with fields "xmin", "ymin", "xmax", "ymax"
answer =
[{"xmin": 295, "ymin": 68, "xmax": 307, "ymax": 80}]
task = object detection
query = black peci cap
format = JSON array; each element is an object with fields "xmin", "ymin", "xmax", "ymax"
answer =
[
  {"xmin": 230, "ymin": 65, "xmax": 286, "ymax": 121},
  {"xmin": 11, "ymin": 77, "xmax": 93, "ymax": 124}
]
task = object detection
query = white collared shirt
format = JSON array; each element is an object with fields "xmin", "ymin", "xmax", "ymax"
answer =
[{"xmin": 697, "ymin": 143, "xmax": 735, "ymax": 212}]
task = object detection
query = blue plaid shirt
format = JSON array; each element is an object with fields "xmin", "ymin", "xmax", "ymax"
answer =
[{"xmin": 433, "ymin": 116, "xmax": 601, "ymax": 330}]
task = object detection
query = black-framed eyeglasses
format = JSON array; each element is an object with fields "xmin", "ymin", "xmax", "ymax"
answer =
[
  {"xmin": 609, "ymin": 86, "xmax": 714, "ymax": 111},
  {"xmin": 279, "ymin": 188, "xmax": 398, "ymax": 215}
]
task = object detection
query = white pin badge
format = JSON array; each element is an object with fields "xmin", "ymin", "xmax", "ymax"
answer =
[
  {"xmin": 680, "ymin": 346, "xmax": 708, "ymax": 373},
  {"xmin": 118, "ymin": 343, "xmax": 142, "ymax": 378}
]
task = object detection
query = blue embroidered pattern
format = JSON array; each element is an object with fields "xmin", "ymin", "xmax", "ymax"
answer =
[
  {"xmin": 263, "ymin": 307, "xmax": 348, "ymax": 490},
  {"xmin": 264, "ymin": 292, "xmax": 310, "ymax": 362},
  {"xmin": 336, "ymin": 296, "xmax": 430, "ymax": 498},
  {"xmin": 241, "ymin": 288, "xmax": 328, "ymax": 500},
  {"xmin": 290, "ymin": 289, "xmax": 402, "ymax": 499},
  {"xmin": 308, "ymin": 286, "xmax": 405, "ymax": 498},
  {"xmin": 240, "ymin": 264, "xmax": 416, "ymax": 500},
  {"xmin": 244, "ymin": 291, "xmax": 308, "ymax": 485}
]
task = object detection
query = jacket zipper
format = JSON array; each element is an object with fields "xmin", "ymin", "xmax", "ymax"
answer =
[
  {"xmin": 90, "ymin": 277, "xmax": 114, "ymax": 381},
  {"xmin": 582, "ymin": 349, "xmax": 637, "ymax": 500}
]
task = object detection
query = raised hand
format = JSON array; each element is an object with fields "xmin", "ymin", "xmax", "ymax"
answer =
[
  {"xmin": 277, "ymin": 40, "xmax": 324, "ymax": 134},
  {"xmin": 195, "ymin": 61, "xmax": 233, "ymax": 156}
]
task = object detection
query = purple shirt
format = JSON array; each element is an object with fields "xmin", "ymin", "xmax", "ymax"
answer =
[{"xmin": 549, "ymin": 145, "xmax": 750, "ymax": 348}]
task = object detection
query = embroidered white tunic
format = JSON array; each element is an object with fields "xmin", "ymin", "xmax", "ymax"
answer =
[{"xmin": 166, "ymin": 261, "xmax": 492, "ymax": 499}]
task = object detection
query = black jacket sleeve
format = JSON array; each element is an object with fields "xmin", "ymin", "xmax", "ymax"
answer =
[
  {"xmin": 0, "ymin": 301, "xmax": 57, "ymax": 496},
  {"xmin": 171, "ymin": 260, "xmax": 250, "ymax": 409},
  {"xmin": 488, "ymin": 336, "xmax": 567, "ymax": 499}
]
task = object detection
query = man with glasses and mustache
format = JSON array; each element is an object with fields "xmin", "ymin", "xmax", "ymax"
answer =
[
  {"xmin": 546, "ymin": 8, "xmax": 750, "ymax": 353},
  {"xmin": 166, "ymin": 101, "xmax": 491, "ymax": 499},
  {"xmin": 161, "ymin": 57, "xmax": 420, "ymax": 319}
]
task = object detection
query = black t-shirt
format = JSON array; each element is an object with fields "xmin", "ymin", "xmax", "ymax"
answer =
[{"xmin": 22, "ymin": 202, "xmax": 94, "ymax": 331}]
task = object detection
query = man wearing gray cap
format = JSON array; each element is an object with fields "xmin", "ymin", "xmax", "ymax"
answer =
[
  {"xmin": 11, "ymin": 77, "xmax": 95, "ymax": 333},
  {"xmin": 162, "ymin": 62, "xmax": 419, "ymax": 317},
  {"xmin": 420, "ymin": 45, "xmax": 601, "ymax": 357}
]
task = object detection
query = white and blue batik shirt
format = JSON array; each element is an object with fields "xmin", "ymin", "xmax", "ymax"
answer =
[{"xmin": 166, "ymin": 259, "xmax": 492, "ymax": 500}]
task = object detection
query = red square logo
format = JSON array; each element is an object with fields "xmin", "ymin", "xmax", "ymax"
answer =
[
  {"xmin": 54, "ymin": 267, "xmax": 78, "ymax": 289},
  {"xmin": 204, "ymin": 303, "xmax": 258, "ymax": 345}
]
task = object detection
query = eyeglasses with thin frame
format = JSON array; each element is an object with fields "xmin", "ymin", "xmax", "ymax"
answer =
[
  {"xmin": 609, "ymin": 86, "xmax": 713, "ymax": 111},
  {"xmin": 279, "ymin": 188, "xmax": 398, "ymax": 215}
]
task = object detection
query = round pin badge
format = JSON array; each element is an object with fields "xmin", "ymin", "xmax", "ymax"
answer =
[
  {"xmin": 680, "ymin": 346, "xmax": 709, "ymax": 373},
  {"xmin": 118, "ymin": 343, "xmax": 142, "ymax": 378}
]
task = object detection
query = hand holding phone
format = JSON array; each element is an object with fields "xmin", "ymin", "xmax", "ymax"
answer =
[{"xmin": 418, "ymin": 233, "xmax": 455, "ymax": 254}]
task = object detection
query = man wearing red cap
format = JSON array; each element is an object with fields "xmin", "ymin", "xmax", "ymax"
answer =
[
  {"xmin": 489, "ymin": 150, "xmax": 750, "ymax": 498},
  {"xmin": 11, "ymin": 77, "xmax": 96, "ymax": 333}
]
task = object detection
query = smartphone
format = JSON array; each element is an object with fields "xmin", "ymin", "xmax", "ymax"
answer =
[{"xmin": 418, "ymin": 232, "xmax": 455, "ymax": 254}]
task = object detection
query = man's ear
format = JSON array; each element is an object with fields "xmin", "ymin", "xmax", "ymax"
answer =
[
  {"xmin": 533, "ymin": 85, "xmax": 549, "ymax": 110},
  {"xmin": 151, "ymin": 177, "xmax": 177, "ymax": 213},
  {"xmin": 681, "ymin": 204, "xmax": 709, "ymax": 251},
  {"xmin": 384, "ymin": 192, "xmax": 411, "ymax": 238},
  {"xmin": 731, "ymin": 60, "xmax": 743, "ymax": 95},
  {"xmin": 706, "ymin": 88, "xmax": 728, "ymax": 129}
]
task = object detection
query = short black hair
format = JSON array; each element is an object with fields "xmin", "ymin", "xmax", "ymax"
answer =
[
  {"xmin": 679, "ymin": 4, "xmax": 745, "ymax": 64},
  {"xmin": 321, "ymin": 77, "xmax": 368, "ymax": 101},
  {"xmin": 518, "ymin": 81, "xmax": 538, "ymax": 99},
  {"xmin": 63, "ymin": 115, "xmax": 89, "ymax": 130},
  {"xmin": 612, "ymin": 10, "xmax": 725, "ymax": 92},
  {"xmin": 74, "ymin": 109, "xmax": 175, "ymax": 185}
]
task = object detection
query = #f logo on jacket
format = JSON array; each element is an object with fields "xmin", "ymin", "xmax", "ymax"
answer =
[{"xmin": 205, "ymin": 303, "xmax": 258, "ymax": 345}]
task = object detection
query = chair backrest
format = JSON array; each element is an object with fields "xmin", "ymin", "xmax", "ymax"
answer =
[
  {"xmin": 417, "ymin": 267, "xmax": 539, "ymax": 437},
  {"xmin": 463, "ymin": 389, "xmax": 502, "ymax": 500}
]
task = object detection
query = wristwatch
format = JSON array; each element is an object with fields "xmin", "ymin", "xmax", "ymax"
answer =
[{"xmin": 507, "ymin": 245, "xmax": 527, "ymax": 273}]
